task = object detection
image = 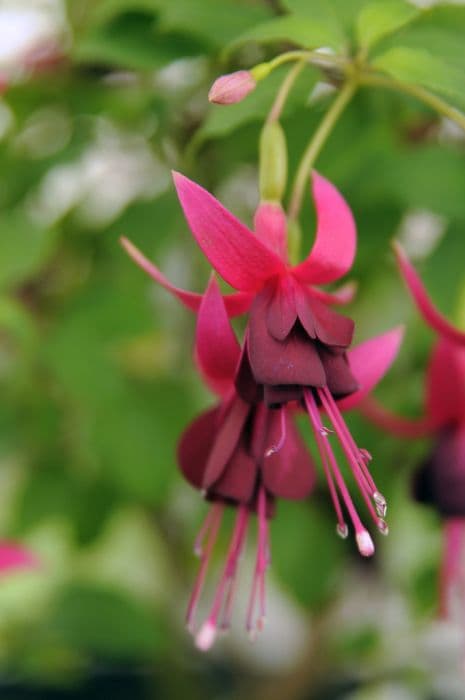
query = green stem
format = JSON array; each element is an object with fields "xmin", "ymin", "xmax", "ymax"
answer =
[
  {"xmin": 267, "ymin": 59, "xmax": 306, "ymax": 124},
  {"xmin": 359, "ymin": 72, "xmax": 465, "ymax": 132},
  {"xmin": 288, "ymin": 80, "xmax": 357, "ymax": 222},
  {"xmin": 266, "ymin": 49, "xmax": 347, "ymax": 73}
]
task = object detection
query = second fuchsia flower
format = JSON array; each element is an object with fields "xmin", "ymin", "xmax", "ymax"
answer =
[
  {"xmin": 122, "ymin": 170, "xmax": 403, "ymax": 567},
  {"xmin": 362, "ymin": 243, "xmax": 465, "ymax": 620}
]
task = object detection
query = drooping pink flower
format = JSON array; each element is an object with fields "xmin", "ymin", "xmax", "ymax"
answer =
[
  {"xmin": 362, "ymin": 243, "xmax": 465, "ymax": 619},
  {"xmin": 208, "ymin": 70, "xmax": 256, "ymax": 105},
  {"xmin": 179, "ymin": 276, "xmax": 316, "ymax": 648},
  {"xmin": 122, "ymin": 171, "xmax": 402, "ymax": 556},
  {"xmin": 122, "ymin": 173, "xmax": 403, "ymax": 558}
]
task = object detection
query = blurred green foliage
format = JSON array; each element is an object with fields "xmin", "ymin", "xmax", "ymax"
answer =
[{"xmin": 0, "ymin": 0, "xmax": 465, "ymax": 698}]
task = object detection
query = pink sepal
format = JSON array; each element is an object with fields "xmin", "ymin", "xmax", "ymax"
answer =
[
  {"xmin": 172, "ymin": 172, "xmax": 285, "ymax": 292},
  {"xmin": 337, "ymin": 326, "xmax": 404, "ymax": 412},
  {"xmin": 0, "ymin": 542, "xmax": 38, "ymax": 573},
  {"xmin": 394, "ymin": 241, "xmax": 465, "ymax": 345},
  {"xmin": 120, "ymin": 237, "xmax": 252, "ymax": 317},
  {"xmin": 195, "ymin": 275, "xmax": 240, "ymax": 397},
  {"xmin": 292, "ymin": 172, "xmax": 356, "ymax": 286},
  {"xmin": 254, "ymin": 201, "xmax": 287, "ymax": 260}
]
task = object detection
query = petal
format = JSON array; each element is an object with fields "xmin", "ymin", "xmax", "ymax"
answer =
[
  {"xmin": 266, "ymin": 277, "xmax": 297, "ymax": 341},
  {"xmin": 172, "ymin": 172, "xmax": 285, "ymax": 292},
  {"xmin": 292, "ymin": 172, "xmax": 356, "ymax": 285},
  {"xmin": 360, "ymin": 395, "xmax": 438, "ymax": 438},
  {"xmin": 195, "ymin": 275, "xmax": 240, "ymax": 397},
  {"xmin": 306, "ymin": 291, "xmax": 354, "ymax": 347},
  {"xmin": 310, "ymin": 281, "xmax": 358, "ymax": 306},
  {"xmin": 426, "ymin": 339, "xmax": 465, "ymax": 426},
  {"xmin": 248, "ymin": 288, "xmax": 325, "ymax": 388},
  {"xmin": 120, "ymin": 237, "xmax": 252, "ymax": 317},
  {"xmin": 211, "ymin": 444, "xmax": 258, "ymax": 503},
  {"xmin": 318, "ymin": 347, "xmax": 358, "ymax": 398},
  {"xmin": 253, "ymin": 201, "xmax": 288, "ymax": 260},
  {"xmin": 337, "ymin": 326, "xmax": 404, "ymax": 412},
  {"xmin": 262, "ymin": 411, "xmax": 316, "ymax": 500},
  {"xmin": 0, "ymin": 543, "xmax": 38, "ymax": 573},
  {"xmin": 177, "ymin": 407, "xmax": 220, "ymax": 489},
  {"xmin": 202, "ymin": 396, "xmax": 251, "ymax": 489},
  {"xmin": 394, "ymin": 241, "xmax": 465, "ymax": 344}
]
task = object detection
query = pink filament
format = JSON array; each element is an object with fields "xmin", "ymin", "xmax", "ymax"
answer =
[
  {"xmin": 318, "ymin": 387, "xmax": 380, "ymax": 527},
  {"xmin": 246, "ymin": 486, "xmax": 270, "ymax": 636},
  {"xmin": 304, "ymin": 389, "xmax": 370, "ymax": 544},
  {"xmin": 186, "ymin": 503, "xmax": 224, "ymax": 630},
  {"xmin": 199, "ymin": 505, "xmax": 250, "ymax": 635},
  {"xmin": 440, "ymin": 518, "xmax": 465, "ymax": 619}
]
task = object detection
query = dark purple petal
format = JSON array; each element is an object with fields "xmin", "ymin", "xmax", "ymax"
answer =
[
  {"xmin": 318, "ymin": 346, "xmax": 358, "ymax": 398},
  {"xmin": 202, "ymin": 397, "xmax": 251, "ymax": 489},
  {"xmin": 234, "ymin": 342, "xmax": 263, "ymax": 404},
  {"xmin": 248, "ymin": 300, "xmax": 326, "ymax": 388},
  {"xmin": 415, "ymin": 425, "xmax": 465, "ymax": 516},
  {"xmin": 262, "ymin": 411, "xmax": 316, "ymax": 500},
  {"xmin": 211, "ymin": 445, "xmax": 258, "ymax": 503},
  {"xmin": 177, "ymin": 407, "xmax": 220, "ymax": 489},
  {"xmin": 266, "ymin": 277, "xmax": 297, "ymax": 341},
  {"xmin": 306, "ymin": 290, "xmax": 354, "ymax": 347}
]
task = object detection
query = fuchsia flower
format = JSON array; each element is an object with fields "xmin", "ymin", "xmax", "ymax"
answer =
[
  {"xmin": 179, "ymin": 276, "xmax": 316, "ymax": 648},
  {"xmin": 362, "ymin": 242, "xmax": 465, "ymax": 618},
  {"xmin": 122, "ymin": 170, "xmax": 403, "ymax": 568}
]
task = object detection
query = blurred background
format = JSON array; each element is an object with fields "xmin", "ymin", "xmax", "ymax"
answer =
[{"xmin": 0, "ymin": 0, "xmax": 465, "ymax": 698}]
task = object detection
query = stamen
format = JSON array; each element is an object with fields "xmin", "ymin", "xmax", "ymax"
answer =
[
  {"xmin": 186, "ymin": 503, "xmax": 224, "ymax": 631},
  {"xmin": 246, "ymin": 487, "xmax": 269, "ymax": 636},
  {"xmin": 336, "ymin": 523, "xmax": 349, "ymax": 539},
  {"xmin": 194, "ymin": 507, "xmax": 216, "ymax": 557},
  {"xmin": 318, "ymin": 387, "xmax": 387, "ymax": 529},
  {"xmin": 195, "ymin": 620, "xmax": 217, "ymax": 651},
  {"xmin": 265, "ymin": 407, "xmax": 287, "ymax": 457},
  {"xmin": 356, "ymin": 529, "xmax": 375, "ymax": 557},
  {"xmin": 319, "ymin": 425, "xmax": 334, "ymax": 437},
  {"xmin": 305, "ymin": 390, "xmax": 371, "ymax": 550},
  {"xmin": 305, "ymin": 392, "xmax": 347, "ymax": 534},
  {"xmin": 373, "ymin": 491, "xmax": 387, "ymax": 518},
  {"xmin": 377, "ymin": 518, "xmax": 389, "ymax": 535},
  {"xmin": 195, "ymin": 505, "xmax": 250, "ymax": 648}
]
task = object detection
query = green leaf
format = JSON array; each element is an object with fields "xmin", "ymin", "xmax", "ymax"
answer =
[
  {"xmin": 227, "ymin": 15, "xmax": 344, "ymax": 55},
  {"xmin": 372, "ymin": 46, "xmax": 465, "ymax": 101},
  {"xmin": 374, "ymin": 5, "xmax": 465, "ymax": 74},
  {"xmin": 50, "ymin": 584, "xmax": 165, "ymax": 659},
  {"xmin": 272, "ymin": 501, "xmax": 345, "ymax": 609},
  {"xmin": 0, "ymin": 210, "xmax": 56, "ymax": 290},
  {"xmin": 356, "ymin": 1, "xmax": 419, "ymax": 50},
  {"xmin": 281, "ymin": 0, "xmax": 371, "ymax": 33},
  {"xmin": 73, "ymin": 12, "xmax": 204, "ymax": 70},
  {"xmin": 157, "ymin": 0, "xmax": 272, "ymax": 48}
]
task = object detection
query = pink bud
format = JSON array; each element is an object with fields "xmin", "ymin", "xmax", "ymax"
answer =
[{"xmin": 208, "ymin": 70, "xmax": 256, "ymax": 105}]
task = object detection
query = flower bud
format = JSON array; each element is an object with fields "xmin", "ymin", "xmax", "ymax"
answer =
[
  {"xmin": 208, "ymin": 70, "xmax": 256, "ymax": 105},
  {"xmin": 259, "ymin": 121, "xmax": 287, "ymax": 202}
]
